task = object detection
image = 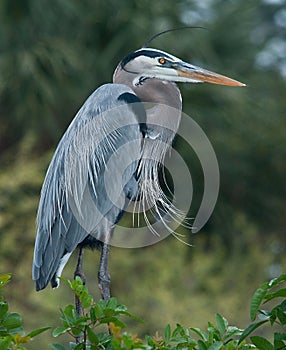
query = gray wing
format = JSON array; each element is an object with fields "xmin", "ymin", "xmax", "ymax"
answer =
[{"xmin": 32, "ymin": 83, "xmax": 145, "ymax": 290}]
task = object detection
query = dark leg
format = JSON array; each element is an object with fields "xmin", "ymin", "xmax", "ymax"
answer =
[
  {"xmin": 98, "ymin": 241, "xmax": 111, "ymax": 301},
  {"xmin": 74, "ymin": 246, "xmax": 85, "ymax": 344},
  {"xmin": 74, "ymin": 246, "xmax": 86, "ymax": 286}
]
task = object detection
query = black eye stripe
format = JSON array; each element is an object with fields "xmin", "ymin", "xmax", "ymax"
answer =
[{"xmin": 120, "ymin": 50, "xmax": 174, "ymax": 67}]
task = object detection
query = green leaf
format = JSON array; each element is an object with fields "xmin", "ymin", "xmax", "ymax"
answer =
[
  {"xmin": 207, "ymin": 323, "xmax": 221, "ymax": 341},
  {"xmin": 90, "ymin": 346, "xmax": 101, "ymax": 350},
  {"xmin": 100, "ymin": 317, "xmax": 126, "ymax": 329},
  {"xmin": 27, "ymin": 326, "xmax": 50, "ymax": 338},
  {"xmin": 276, "ymin": 308, "xmax": 286, "ymax": 326},
  {"xmin": 3, "ymin": 312, "xmax": 22, "ymax": 330},
  {"xmin": 274, "ymin": 332, "xmax": 286, "ymax": 350},
  {"xmin": 52, "ymin": 326, "xmax": 71, "ymax": 337},
  {"xmin": 224, "ymin": 326, "xmax": 243, "ymax": 341},
  {"xmin": 190, "ymin": 327, "xmax": 208, "ymax": 341},
  {"xmin": 97, "ymin": 333, "xmax": 113, "ymax": 345},
  {"xmin": 279, "ymin": 299, "xmax": 286, "ymax": 312},
  {"xmin": 117, "ymin": 310, "xmax": 143, "ymax": 323},
  {"xmin": 270, "ymin": 301, "xmax": 286, "ymax": 326},
  {"xmin": 0, "ymin": 274, "xmax": 12, "ymax": 289},
  {"xmin": 0, "ymin": 336, "xmax": 12, "ymax": 350},
  {"xmin": 115, "ymin": 304, "xmax": 128, "ymax": 313},
  {"xmin": 274, "ymin": 332, "xmax": 286, "ymax": 342},
  {"xmin": 209, "ymin": 341, "xmax": 223, "ymax": 350},
  {"xmin": 274, "ymin": 340, "xmax": 286, "ymax": 350},
  {"xmin": 81, "ymin": 295, "xmax": 93, "ymax": 308},
  {"xmin": 106, "ymin": 297, "xmax": 118, "ymax": 310},
  {"xmin": 197, "ymin": 339, "xmax": 207, "ymax": 350},
  {"xmin": 68, "ymin": 342, "xmax": 78, "ymax": 350},
  {"xmin": 74, "ymin": 276, "xmax": 84, "ymax": 285},
  {"xmin": 0, "ymin": 302, "xmax": 8, "ymax": 319},
  {"xmin": 250, "ymin": 286, "xmax": 268, "ymax": 321},
  {"xmin": 250, "ymin": 336, "xmax": 274, "ymax": 350},
  {"xmin": 70, "ymin": 326, "xmax": 83, "ymax": 337},
  {"xmin": 164, "ymin": 324, "xmax": 171, "ymax": 341},
  {"xmin": 215, "ymin": 314, "xmax": 227, "ymax": 335},
  {"xmin": 49, "ymin": 343, "xmax": 67, "ymax": 350},
  {"xmin": 264, "ymin": 289, "xmax": 286, "ymax": 303},
  {"xmin": 92, "ymin": 303, "xmax": 103, "ymax": 319},
  {"xmin": 86, "ymin": 326, "xmax": 99, "ymax": 344},
  {"xmin": 238, "ymin": 320, "xmax": 267, "ymax": 344},
  {"xmin": 268, "ymin": 274, "xmax": 286, "ymax": 288},
  {"xmin": 60, "ymin": 304, "xmax": 78, "ymax": 326},
  {"xmin": 98, "ymin": 299, "xmax": 107, "ymax": 308},
  {"xmin": 58, "ymin": 277, "xmax": 73, "ymax": 289}
]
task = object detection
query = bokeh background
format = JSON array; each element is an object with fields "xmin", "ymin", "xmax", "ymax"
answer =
[{"xmin": 0, "ymin": 0, "xmax": 285, "ymax": 348}]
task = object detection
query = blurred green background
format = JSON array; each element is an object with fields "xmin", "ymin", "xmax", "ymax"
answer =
[{"xmin": 0, "ymin": 0, "xmax": 285, "ymax": 348}]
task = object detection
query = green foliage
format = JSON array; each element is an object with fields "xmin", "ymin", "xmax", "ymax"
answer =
[
  {"xmin": 49, "ymin": 275, "xmax": 285, "ymax": 350},
  {"xmin": 144, "ymin": 317, "xmax": 253, "ymax": 350},
  {"xmin": 0, "ymin": 274, "xmax": 49, "ymax": 350},
  {"xmin": 1, "ymin": 273, "xmax": 286, "ymax": 349},
  {"xmin": 51, "ymin": 277, "xmax": 140, "ymax": 349},
  {"xmin": 239, "ymin": 274, "xmax": 286, "ymax": 349}
]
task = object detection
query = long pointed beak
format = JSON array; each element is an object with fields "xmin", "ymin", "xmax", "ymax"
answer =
[{"xmin": 175, "ymin": 62, "xmax": 246, "ymax": 86}]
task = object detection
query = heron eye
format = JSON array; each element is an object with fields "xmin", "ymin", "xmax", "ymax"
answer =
[{"xmin": 158, "ymin": 57, "xmax": 166, "ymax": 65}]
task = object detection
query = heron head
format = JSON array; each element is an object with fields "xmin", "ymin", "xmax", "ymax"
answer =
[{"xmin": 117, "ymin": 48, "xmax": 245, "ymax": 87}]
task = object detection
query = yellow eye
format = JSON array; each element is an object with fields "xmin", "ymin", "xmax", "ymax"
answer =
[{"xmin": 159, "ymin": 57, "xmax": 166, "ymax": 65}]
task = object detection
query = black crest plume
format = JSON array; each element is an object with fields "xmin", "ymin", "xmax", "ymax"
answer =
[{"xmin": 142, "ymin": 26, "xmax": 208, "ymax": 48}]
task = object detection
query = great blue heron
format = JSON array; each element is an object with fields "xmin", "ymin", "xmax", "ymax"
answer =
[{"xmin": 32, "ymin": 46, "xmax": 244, "ymax": 301}]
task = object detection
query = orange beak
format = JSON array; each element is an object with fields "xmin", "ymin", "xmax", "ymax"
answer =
[{"xmin": 175, "ymin": 62, "xmax": 245, "ymax": 86}]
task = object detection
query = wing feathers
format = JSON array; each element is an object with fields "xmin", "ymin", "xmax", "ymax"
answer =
[{"xmin": 33, "ymin": 84, "xmax": 144, "ymax": 290}]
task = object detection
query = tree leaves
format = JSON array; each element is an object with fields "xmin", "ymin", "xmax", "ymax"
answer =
[
  {"xmin": 0, "ymin": 272, "xmax": 285, "ymax": 349},
  {"xmin": 250, "ymin": 336, "xmax": 274, "ymax": 350},
  {"xmin": 0, "ymin": 273, "xmax": 50, "ymax": 348},
  {"xmin": 250, "ymin": 285, "xmax": 268, "ymax": 321}
]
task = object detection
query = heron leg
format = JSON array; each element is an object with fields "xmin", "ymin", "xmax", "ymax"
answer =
[
  {"xmin": 74, "ymin": 246, "xmax": 86, "ymax": 285},
  {"xmin": 73, "ymin": 246, "xmax": 86, "ymax": 344},
  {"xmin": 74, "ymin": 247, "xmax": 85, "ymax": 311},
  {"xmin": 98, "ymin": 241, "xmax": 111, "ymax": 301}
]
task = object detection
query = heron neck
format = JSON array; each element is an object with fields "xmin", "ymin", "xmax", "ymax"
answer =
[
  {"xmin": 114, "ymin": 71, "xmax": 181, "ymax": 107},
  {"xmin": 113, "ymin": 72, "xmax": 182, "ymax": 136}
]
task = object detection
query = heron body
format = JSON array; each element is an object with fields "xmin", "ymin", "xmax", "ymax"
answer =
[
  {"xmin": 33, "ymin": 84, "xmax": 144, "ymax": 292},
  {"xmin": 32, "ymin": 47, "xmax": 244, "ymax": 298}
]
